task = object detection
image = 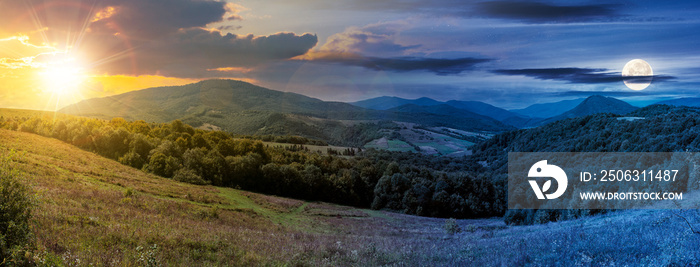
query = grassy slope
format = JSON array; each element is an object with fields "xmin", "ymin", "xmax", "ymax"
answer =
[
  {"xmin": 1, "ymin": 129, "xmax": 488, "ymax": 265},
  {"xmin": 5, "ymin": 124, "xmax": 700, "ymax": 265}
]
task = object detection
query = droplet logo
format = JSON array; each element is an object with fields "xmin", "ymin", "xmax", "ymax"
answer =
[{"xmin": 528, "ymin": 160, "xmax": 568, "ymax": 200}]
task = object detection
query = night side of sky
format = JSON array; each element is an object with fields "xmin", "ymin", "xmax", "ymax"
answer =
[{"xmin": 1, "ymin": 0, "xmax": 699, "ymax": 110}]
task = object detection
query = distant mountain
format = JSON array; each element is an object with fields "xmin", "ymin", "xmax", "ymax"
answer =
[
  {"xmin": 61, "ymin": 79, "xmax": 365, "ymax": 122},
  {"xmin": 351, "ymin": 96, "xmax": 530, "ymax": 127},
  {"xmin": 655, "ymin": 97, "xmax": 700, "ymax": 107},
  {"xmin": 60, "ymin": 80, "xmax": 513, "ymax": 146},
  {"xmin": 443, "ymin": 100, "xmax": 522, "ymax": 121},
  {"xmin": 350, "ymin": 96, "xmax": 442, "ymax": 110},
  {"xmin": 539, "ymin": 95, "xmax": 638, "ymax": 125},
  {"xmin": 510, "ymin": 98, "xmax": 585, "ymax": 118},
  {"xmin": 385, "ymin": 104, "xmax": 514, "ymax": 131}
]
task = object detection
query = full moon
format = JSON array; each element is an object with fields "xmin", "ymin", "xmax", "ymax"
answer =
[{"xmin": 622, "ymin": 59, "xmax": 653, "ymax": 90}]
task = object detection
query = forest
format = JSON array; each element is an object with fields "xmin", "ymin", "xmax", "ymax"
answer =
[
  {"xmin": 3, "ymin": 104, "xmax": 696, "ymax": 223},
  {"xmin": 473, "ymin": 104, "xmax": 700, "ymax": 224},
  {"xmin": 0, "ymin": 111, "xmax": 502, "ymax": 219}
]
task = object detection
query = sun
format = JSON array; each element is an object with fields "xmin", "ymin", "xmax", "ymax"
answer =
[{"xmin": 40, "ymin": 58, "xmax": 87, "ymax": 96}]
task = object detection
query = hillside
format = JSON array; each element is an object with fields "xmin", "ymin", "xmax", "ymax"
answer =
[
  {"xmin": 4, "ymin": 116, "xmax": 700, "ymax": 265},
  {"xmin": 385, "ymin": 104, "xmax": 513, "ymax": 131},
  {"xmin": 474, "ymin": 104, "xmax": 700, "ymax": 178},
  {"xmin": 350, "ymin": 96, "xmax": 442, "ymax": 110},
  {"xmin": 537, "ymin": 95, "xmax": 638, "ymax": 126},
  {"xmin": 61, "ymin": 79, "xmax": 365, "ymax": 121},
  {"xmin": 60, "ymin": 80, "xmax": 510, "ymax": 147},
  {"xmin": 350, "ymin": 96, "xmax": 528, "ymax": 127},
  {"xmin": 444, "ymin": 100, "xmax": 523, "ymax": 121},
  {"xmin": 656, "ymin": 97, "xmax": 700, "ymax": 107},
  {"xmin": 0, "ymin": 128, "xmax": 473, "ymax": 265},
  {"xmin": 510, "ymin": 98, "xmax": 585, "ymax": 118}
]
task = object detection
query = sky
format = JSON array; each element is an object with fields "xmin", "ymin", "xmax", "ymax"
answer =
[{"xmin": 1, "ymin": 0, "xmax": 700, "ymax": 110}]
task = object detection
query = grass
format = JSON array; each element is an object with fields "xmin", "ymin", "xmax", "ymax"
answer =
[
  {"xmin": 0, "ymin": 128, "xmax": 482, "ymax": 265},
  {"xmin": 261, "ymin": 141, "xmax": 355, "ymax": 156},
  {"xmin": 4, "ymin": 111, "xmax": 700, "ymax": 265},
  {"xmin": 364, "ymin": 137, "xmax": 415, "ymax": 152}
]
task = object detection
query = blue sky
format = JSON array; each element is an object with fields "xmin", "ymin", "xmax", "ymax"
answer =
[
  {"xmin": 219, "ymin": 0, "xmax": 700, "ymax": 108},
  {"xmin": 1, "ymin": 0, "xmax": 699, "ymax": 109}
]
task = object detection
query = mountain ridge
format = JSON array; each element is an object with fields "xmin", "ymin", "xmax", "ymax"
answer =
[
  {"xmin": 510, "ymin": 98, "xmax": 585, "ymax": 118},
  {"xmin": 60, "ymin": 79, "xmax": 514, "ymax": 146},
  {"xmin": 655, "ymin": 97, "xmax": 700, "ymax": 107},
  {"xmin": 537, "ymin": 95, "xmax": 638, "ymax": 126}
]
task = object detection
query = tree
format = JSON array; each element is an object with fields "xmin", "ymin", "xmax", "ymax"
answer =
[
  {"xmin": 119, "ymin": 151, "xmax": 145, "ymax": 169},
  {"xmin": 148, "ymin": 152, "xmax": 180, "ymax": 178}
]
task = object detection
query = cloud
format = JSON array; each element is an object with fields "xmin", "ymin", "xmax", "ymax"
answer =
[
  {"xmin": 323, "ymin": 0, "xmax": 630, "ymax": 24},
  {"xmin": 493, "ymin": 68, "xmax": 675, "ymax": 84},
  {"xmin": 92, "ymin": 0, "xmax": 227, "ymax": 38},
  {"xmin": 297, "ymin": 20, "xmax": 488, "ymax": 75},
  {"xmin": 474, "ymin": 1, "xmax": 621, "ymax": 23},
  {"xmin": 82, "ymin": 29, "xmax": 317, "ymax": 78},
  {"xmin": 0, "ymin": 36, "xmax": 56, "ymax": 59},
  {"xmin": 552, "ymin": 90, "xmax": 653, "ymax": 97},
  {"xmin": 318, "ymin": 23, "xmax": 417, "ymax": 56},
  {"xmin": 308, "ymin": 53, "xmax": 490, "ymax": 75},
  {"xmin": 0, "ymin": 0, "xmax": 317, "ymax": 78}
]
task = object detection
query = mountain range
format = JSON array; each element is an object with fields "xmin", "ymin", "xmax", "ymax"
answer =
[
  {"xmin": 60, "ymin": 79, "xmax": 666, "ymax": 148},
  {"xmin": 655, "ymin": 97, "xmax": 700, "ymax": 107},
  {"xmin": 352, "ymin": 96, "xmax": 525, "ymax": 121},
  {"xmin": 536, "ymin": 95, "xmax": 639, "ymax": 125},
  {"xmin": 60, "ymin": 80, "xmax": 513, "ymax": 146}
]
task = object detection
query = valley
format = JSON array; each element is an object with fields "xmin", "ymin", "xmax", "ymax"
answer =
[
  {"xmin": 58, "ymin": 79, "xmax": 660, "ymax": 157},
  {"xmin": 2, "ymin": 128, "xmax": 700, "ymax": 265}
]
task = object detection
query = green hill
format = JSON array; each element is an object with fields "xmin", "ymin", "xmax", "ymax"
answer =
[
  {"xmin": 0, "ymin": 128, "xmax": 457, "ymax": 265},
  {"xmin": 59, "ymin": 79, "xmax": 511, "ymax": 147},
  {"xmin": 4, "ymin": 120, "xmax": 700, "ymax": 265}
]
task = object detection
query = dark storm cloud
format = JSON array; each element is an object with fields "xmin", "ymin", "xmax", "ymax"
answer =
[
  {"xmin": 327, "ymin": 0, "xmax": 630, "ymax": 23},
  {"xmin": 0, "ymin": 0, "xmax": 226, "ymax": 36},
  {"xmin": 474, "ymin": 1, "xmax": 621, "ymax": 23},
  {"xmin": 493, "ymin": 68, "xmax": 675, "ymax": 84},
  {"xmin": 104, "ymin": 0, "xmax": 226, "ymax": 38},
  {"xmin": 86, "ymin": 29, "xmax": 318, "ymax": 78},
  {"xmin": 313, "ymin": 55, "xmax": 491, "ymax": 75}
]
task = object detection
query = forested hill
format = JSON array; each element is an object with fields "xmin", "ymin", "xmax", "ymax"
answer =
[
  {"xmin": 60, "ymin": 79, "xmax": 366, "ymax": 122},
  {"xmin": 0, "ymin": 109, "xmax": 501, "ymax": 218},
  {"xmin": 534, "ymin": 95, "xmax": 639, "ymax": 126},
  {"xmin": 59, "ymin": 79, "xmax": 513, "ymax": 146},
  {"xmin": 473, "ymin": 104, "xmax": 700, "ymax": 173}
]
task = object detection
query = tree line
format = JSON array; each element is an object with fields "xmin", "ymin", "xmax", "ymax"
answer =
[
  {"xmin": 473, "ymin": 104, "xmax": 700, "ymax": 224},
  {"xmin": 0, "ymin": 113, "xmax": 503, "ymax": 218}
]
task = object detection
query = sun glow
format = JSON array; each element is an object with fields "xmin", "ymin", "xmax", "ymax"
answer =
[{"xmin": 40, "ymin": 58, "xmax": 87, "ymax": 96}]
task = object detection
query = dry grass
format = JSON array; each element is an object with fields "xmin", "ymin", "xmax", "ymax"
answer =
[
  {"xmin": 1, "ymin": 129, "xmax": 479, "ymax": 265},
  {"xmin": 4, "ymin": 119, "xmax": 697, "ymax": 265}
]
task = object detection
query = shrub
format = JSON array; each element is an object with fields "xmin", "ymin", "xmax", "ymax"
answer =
[
  {"xmin": 119, "ymin": 152, "xmax": 145, "ymax": 169},
  {"xmin": 0, "ymin": 151, "xmax": 34, "ymax": 263},
  {"xmin": 504, "ymin": 210, "xmax": 531, "ymax": 225},
  {"xmin": 443, "ymin": 218, "xmax": 461, "ymax": 235},
  {"xmin": 173, "ymin": 168, "xmax": 210, "ymax": 185}
]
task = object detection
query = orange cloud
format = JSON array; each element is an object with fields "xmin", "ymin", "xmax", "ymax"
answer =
[{"xmin": 0, "ymin": 36, "xmax": 57, "ymax": 59}]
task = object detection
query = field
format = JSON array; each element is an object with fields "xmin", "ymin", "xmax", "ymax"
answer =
[
  {"xmin": 4, "ymin": 126, "xmax": 700, "ymax": 265},
  {"xmin": 363, "ymin": 137, "xmax": 415, "ymax": 153},
  {"xmin": 261, "ymin": 141, "xmax": 356, "ymax": 156},
  {"xmin": 0, "ymin": 129, "xmax": 487, "ymax": 265},
  {"xmin": 364, "ymin": 123, "xmax": 478, "ymax": 156}
]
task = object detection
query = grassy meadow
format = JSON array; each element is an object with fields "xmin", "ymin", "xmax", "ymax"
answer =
[{"xmin": 3, "ymin": 109, "xmax": 700, "ymax": 265}]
